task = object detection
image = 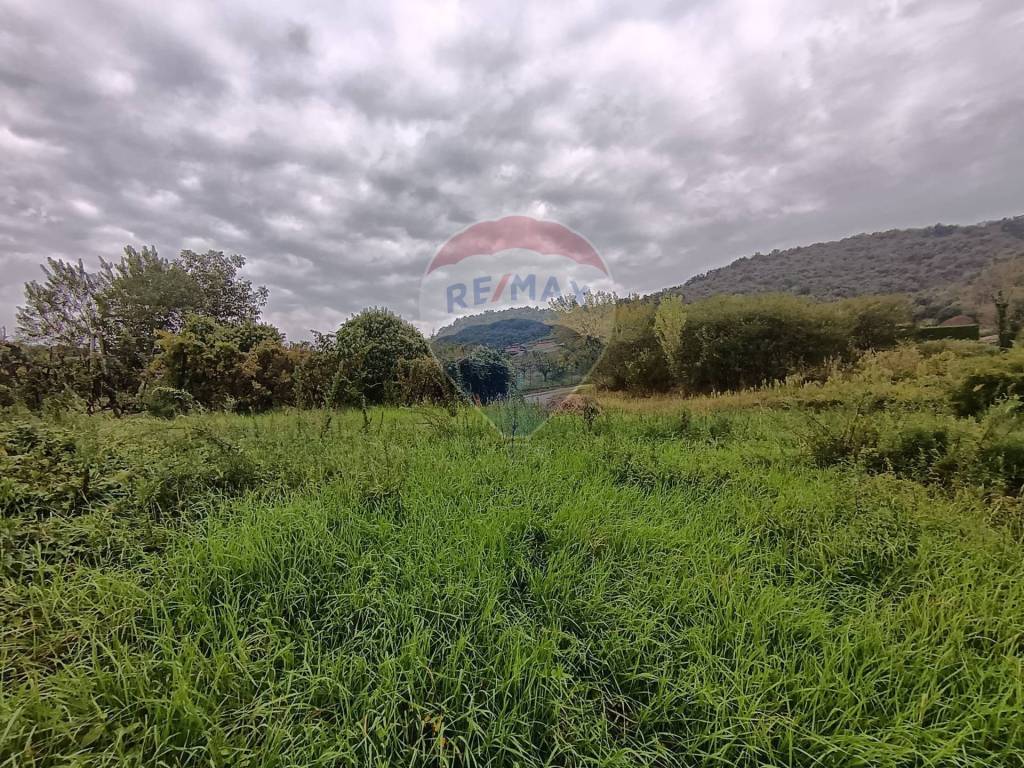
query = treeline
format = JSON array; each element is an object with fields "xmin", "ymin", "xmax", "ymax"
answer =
[
  {"xmin": 0, "ymin": 244, "xmax": 958, "ymax": 415},
  {"xmin": 1, "ymin": 247, "xmax": 521, "ymax": 415},
  {"xmin": 558, "ymin": 292, "xmax": 912, "ymax": 394}
]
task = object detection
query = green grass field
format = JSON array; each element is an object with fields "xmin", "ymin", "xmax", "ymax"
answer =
[{"xmin": 2, "ymin": 403, "xmax": 1023, "ymax": 766}]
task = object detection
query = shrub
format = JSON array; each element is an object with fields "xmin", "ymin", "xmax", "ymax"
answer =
[
  {"xmin": 447, "ymin": 347, "xmax": 512, "ymax": 404},
  {"xmin": 143, "ymin": 386, "xmax": 200, "ymax": 418},
  {"xmin": 671, "ymin": 294, "xmax": 851, "ymax": 392},
  {"xmin": 865, "ymin": 422, "xmax": 952, "ymax": 479},
  {"xmin": 978, "ymin": 434, "xmax": 1024, "ymax": 496},
  {"xmin": 950, "ymin": 353, "xmax": 1024, "ymax": 416},
  {"xmin": 330, "ymin": 308, "xmax": 432, "ymax": 406},
  {"xmin": 0, "ymin": 422, "xmax": 110, "ymax": 518},
  {"xmin": 399, "ymin": 356, "xmax": 459, "ymax": 405},
  {"xmin": 591, "ymin": 300, "xmax": 672, "ymax": 393}
]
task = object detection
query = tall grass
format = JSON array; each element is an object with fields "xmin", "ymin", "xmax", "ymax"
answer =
[{"xmin": 1, "ymin": 407, "xmax": 1022, "ymax": 766}]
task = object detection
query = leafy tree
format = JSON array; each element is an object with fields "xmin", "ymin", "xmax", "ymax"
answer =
[
  {"xmin": 448, "ymin": 347, "xmax": 512, "ymax": 403},
  {"xmin": 549, "ymin": 290, "xmax": 617, "ymax": 350},
  {"xmin": 329, "ymin": 309, "xmax": 432, "ymax": 406},
  {"xmin": 15, "ymin": 259, "xmax": 113, "ymax": 409},
  {"xmin": 293, "ymin": 333, "xmax": 336, "ymax": 408},
  {"xmin": 532, "ymin": 350, "xmax": 565, "ymax": 383},
  {"xmin": 591, "ymin": 300, "xmax": 672, "ymax": 392},
  {"xmin": 14, "ymin": 246, "xmax": 271, "ymax": 412},
  {"xmin": 16, "ymin": 258, "xmax": 109, "ymax": 350},
  {"xmin": 148, "ymin": 316, "xmax": 296, "ymax": 412},
  {"xmin": 654, "ymin": 296, "xmax": 687, "ymax": 379},
  {"xmin": 177, "ymin": 250, "xmax": 269, "ymax": 324},
  {"xmin": 963, "ymin": 253, "xmax": 1024, "ymax": 346}
]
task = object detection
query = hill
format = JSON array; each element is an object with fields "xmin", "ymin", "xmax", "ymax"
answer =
[
  {"xmin": 669, "ymin": 216, "xmax": 1024, "ymax": 308},
  {"xmin": 435, "ymin": 317, "xmax": 552, "ymax": 349},
  {"xmin": 432, "ymin": 306, "xmax": 553, "ymax": 339}
]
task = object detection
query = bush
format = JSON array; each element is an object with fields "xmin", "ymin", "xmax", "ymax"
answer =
[
  {"xmin": 978, "ymin": 434, "xmax": 1024, "ymax": 496},
  {"xmin": 865, "ymin": 422, "xmax": 952, "ymax": 479},
  {"xmin": 591, "ymin": 300, "xmax": 672, "ymax": 393},
  {"xmin": 143, "ymin": 386, "xmax": 200, "ymax": 418},
  {"xmin": 447, "ymin": 347, "xmax": 512, "ymax": 403},
  {"xmin": 671, "ymin": 294, "xmax": 850, "ymax": 392},
  {"xmin": 950, "ymin": 353, "xmax": 1024, "ymax": 416},
  {"xmin": 330, "ymin": 308, "xmax": 432, "ymax": 406},
  {"xmin": 399, "ymin": 355, "xmax": 459, "ymax": 405},
  {"xmin": 0, "ymin": 422, "xmax": 116, "ymax": 518}
]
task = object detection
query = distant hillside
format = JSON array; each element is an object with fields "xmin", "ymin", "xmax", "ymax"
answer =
[
  {"xmin": 669, "ymin": 216, "xmax": 1024, "ymax": 306},
  {"xmin": 433, "ymin": 306, "xmax": 553, "ymax": 339},
  {"xmin": 436, "ymin": 317, "xmax": 551, "ymax": 349}
]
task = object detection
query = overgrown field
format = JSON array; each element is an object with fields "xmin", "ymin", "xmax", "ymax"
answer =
[{"xmin": 2, "ymin": 397, "xmax": 1024, "ymax": 766}]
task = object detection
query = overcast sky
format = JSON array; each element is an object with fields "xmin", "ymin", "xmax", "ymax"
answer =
[{"xmin": 1, "ymin": 0, "xmax": 1022, "ymax": 339}]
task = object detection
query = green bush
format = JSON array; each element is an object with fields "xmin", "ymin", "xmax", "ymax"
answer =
[
  {"xmin": 143, "ymin": 386, "xmax": 200, "ymax": 418},
  {"xmin": 591, "ymin": 300, "xmax": 672, "ymax": 392},
  {"xmin": 330, "ymin": 308, "xmax": 433, "ymax": 406},
  {"xmin": 669, "ymin": 294, "xmax": 851, "ymax": 393},
  {"xmin": 0, "ymin": 422, "xmax": 120, "ymax": 518},
  {"xmin": 865, "ymin": 422, "xmax": 952, "ymax": 479},
  {"xmin": 978, "ymin": 434, "xmax": 1024, "ymax": 496},
  {"xmin": 950, "ymin": 353, "xmax": 1024, "ymax": 416}
]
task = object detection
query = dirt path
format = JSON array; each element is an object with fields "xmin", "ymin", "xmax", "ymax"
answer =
[{"xmin": 522, "ymin": 386, "xmax": 578, "ymax": 408}]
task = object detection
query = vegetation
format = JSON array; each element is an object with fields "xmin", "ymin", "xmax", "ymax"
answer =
[
  {"xmin": 435, "ymin": 317, "xmax": 552, "ymax": 349},
  {"xmin": 5, "ymin": 231, "xmax": 1024, "ymax": 765},
  {"xmin": 670, "ymin": 216, "xmax": 1024, "ymax": 321},
  {"xmin": 2, "ymin": 382, "xmax": 1023, "ymax": 765}
]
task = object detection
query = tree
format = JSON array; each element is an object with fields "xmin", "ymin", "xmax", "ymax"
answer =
[
  {"xmin": 14, "ymin": 246, "xmax": 272, "ymax": 412},
  {"xmin": 654, "ymin": 296, "xmax": 687, "ymax": 379},
  {"xmin": 964, "ymin": 254, "xmax": 1024, "ymax": 346},
  {"xmin": 329, "ymin": 308, "xmax": 432, "ymax": 406},
  {"xmin": 591, "ymin": 300, "xmax": 672, "ymax": 392},
  {"xmin": 178, "ymin": 250, "xmax": 269, "ymax": 324},
  {"xmin": 549, "ymin": 290, "xmax": 617, "ymax": 348},
  {"xmin": 147, "ymin": 315, "xmax": 297, "ymax": 412},
  {"xmin": 16, "ymin": 258, "xmax": 112, "ymax": 409},
  {"xmin": 17, "ymin": 258, "xmax": 109, "ymax": 351},
  {"xmin": 448, "ymin": 347, "xmax": 512, "ymax": 403},
  {"xmin": 532, "ymin": 350, "xmax": 565, "ymax": 383}
]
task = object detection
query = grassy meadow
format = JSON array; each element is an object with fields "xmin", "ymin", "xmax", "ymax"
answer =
[{"xmin": 3, "ymin": 371, "xmax": 1024, "ymax": 765}]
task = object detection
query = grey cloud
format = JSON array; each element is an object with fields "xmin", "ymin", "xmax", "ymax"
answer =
[{"xmin": 1, "ymin": 0, "xmax": 1023, "ymax": 340}]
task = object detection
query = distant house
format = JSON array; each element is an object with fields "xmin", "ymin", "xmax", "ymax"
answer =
[
  {"xmin": 917, "ymin": 314, "xmax": 980, "ymax": 341},
  {"xmin": 938, "ymin": 315, "xmax": 977, "ymax": 327}
]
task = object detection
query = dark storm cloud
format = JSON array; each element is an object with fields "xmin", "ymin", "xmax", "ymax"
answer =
[{"xmin": 1, "ymin": 0, "xmax": 1022, "ymax": 338}]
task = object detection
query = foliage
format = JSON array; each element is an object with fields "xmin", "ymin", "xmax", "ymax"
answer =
[
  {"xmin": 438, "ymin": 317, "xmax": 551, "ymax": 349},
  {"xmin": 329, "ymin": 308, "xmax": 433, "ymax": 406},
  {"xmin": 653, "ymin": 295, "xmax": 687, "ymax": 375},
  {"xmin": 447, "ymin": 346, "xmax": 513, "ymax": 403},
  {"xmin": 1, "ymin": 406, "xmax": 1023, "ymax": 765},
  {"xmin": 12, "ymin": 247, "xmax": 271, "ymax": 413},
  {"xmin": 835, "ymin": 294, "xmax": 912, "ymax": 349},
  {"xmin": 549, "ymin": 289, "xmax": 617, "ymax": 346},
  {"xmin": 666, "ymin": 294, "xmax": 850, "ymax": 392},
  {"xmin": 143, "ymin": 386, "xmax": 201, "ymax": 418},
  {"xmin": 949, "ymin": 351, "xmax": 1024, "ymax": 416},
  {"xmin": 591, "ymin": 299, "xmax": 672, "ymax": 392},
  {"xmin": 672, "ymin": 215, "xmax": 1024, "ymax": 312},
  {"xmin": 148, "ymin": 316, "xmax": 298, "ymax": 412}
]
